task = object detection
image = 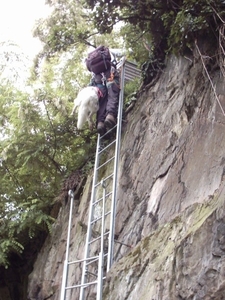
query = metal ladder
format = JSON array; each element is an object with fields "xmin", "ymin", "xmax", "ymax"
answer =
[{"xmin": 60, "ymin": 57, "xmax": 126, "ymax": 300}]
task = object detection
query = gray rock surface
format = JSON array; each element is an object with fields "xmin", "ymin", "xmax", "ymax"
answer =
[{"xmin": 27, "ymin": 54, "xmax": 225, "ymax": 299}]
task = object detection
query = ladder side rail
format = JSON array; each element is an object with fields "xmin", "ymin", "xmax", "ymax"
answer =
[
  {"xmin": 97, "ymin": 251, "xmax": 104, "ymax": 300},
  {"xmin": 80, "ymin": 136, "xmax": 101, "ymax": 300},
  {"xmin": 97, "ymin": 180, "xmax": 107, "ymax": 300},
  {"xmin": 60, "ymin": 190, "xmax": 75, "ymax": 300},
  {"xmin": 107, "ymin": 57, "xmax": 126, "ymax": 270}
]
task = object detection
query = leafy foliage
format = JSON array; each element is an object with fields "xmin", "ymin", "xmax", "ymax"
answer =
[
  {"xmin": 83, "ymin": 0, "xmax": 225, "ymax": 58},
  {"xmin": 0, "ymin": 55, "xmax": 97, "ymax": 266},
  {"xmin": 0, "ymin": 42, "xmax": 31, "ymax": 87},
  {"xmin": 123, "ymin": 77, "xmax": 141, "ymax": 109},
  {"xmin": 33, "ymin": 0, "xmax": 123, "ymax": 60},
  {"xmin": 2, "ymin": 0, "xmax": 225, "ymax": 270},
  {"xmin": 1, "ymin": 0, "xmax": 128, "ymax": 262}
]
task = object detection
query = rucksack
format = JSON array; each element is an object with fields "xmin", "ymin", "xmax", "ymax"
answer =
[{"xmin": 86, "ymin": 45, "xmax": 111, "ymax": 74}]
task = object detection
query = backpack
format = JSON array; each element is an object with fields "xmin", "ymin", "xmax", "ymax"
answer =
[{"xmin": 86, "ymin": 45, "xmax": 111, "ymax": 74}]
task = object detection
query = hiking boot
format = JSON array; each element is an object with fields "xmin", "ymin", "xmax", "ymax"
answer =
[
  {"xmin": 97, "ymin": 122, "xmax": 106, "ymax": 136},
  {"xmin": 104, "ymin": 114, "xmax": 116, "ymax": 130}
]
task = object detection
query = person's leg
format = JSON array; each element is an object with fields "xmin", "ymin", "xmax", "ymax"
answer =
[
  {"xmin": 105, "ymin": 81, "xmax": 120, "ymax": 128},
  {"xmin": 96, "ymin": 84, "xmax": 108, "ymax": 135}
]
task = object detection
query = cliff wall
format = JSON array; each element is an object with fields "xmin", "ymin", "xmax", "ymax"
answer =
[{"xmin": 28, "ymin": 52, "xmax": 225, "ymax": 300}]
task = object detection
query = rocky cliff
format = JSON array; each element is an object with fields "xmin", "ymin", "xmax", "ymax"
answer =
[{"xmin": 27, "ymin": 49, "xmax": 225, "ymax": 299}]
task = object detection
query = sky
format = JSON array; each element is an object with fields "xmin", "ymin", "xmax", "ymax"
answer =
[{"xmin": 0, "ymin": 0, "xmax": 51, "ymax": 58}]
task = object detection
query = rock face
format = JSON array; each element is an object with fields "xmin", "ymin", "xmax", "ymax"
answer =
[{"xmin": 27, "ymin": 52, "xmax": 225, "ymax": 299}]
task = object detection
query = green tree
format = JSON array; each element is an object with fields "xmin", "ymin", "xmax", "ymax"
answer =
[
  {"xmin": 0, "ymin": 42, "xmax": 96, "ymax": 267},
  {"xmin": 83, "ymin": 0, "xmax": 225, "ymax": 55},
  {"xmin": 0, "ymin": 74, "xmax": 98, "ymax": 266}
]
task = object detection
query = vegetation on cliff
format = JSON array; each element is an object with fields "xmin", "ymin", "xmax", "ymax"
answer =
[{"xmin": 1, "ymin": 0, "xmax": 225, "ymax": 270}]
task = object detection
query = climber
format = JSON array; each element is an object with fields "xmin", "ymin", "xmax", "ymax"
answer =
[
  {"xmin": 90, "ymin": 66, "xmax": 120, "ymax": 136},
  {"xmin": 86, "ymin": 46, "xmax": 121, "ymax": 136}
]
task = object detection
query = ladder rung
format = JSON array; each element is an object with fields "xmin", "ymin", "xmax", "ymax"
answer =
[
  {"xmin": 90, "ymin": 211, "xmax": 111, "ymax": 225},
  {"xmin": 94, "ymin": 173, "xmax": 114, "ymax": 188},
  {"xmin": 86, "ymin": 256, "xmax": 99, "ymax": 266},
  {"xmin": 68, "ymin": 255, "xmax": 99, "ymax": 265},
  {"xmin": 93, "ymin": 191, "xmax": 112, "ymax": 206},
  {"xmin": 65, "ymin": 273, "xmax": 108, "ymax": 291},
  {"xmin": 86, "ymin": 253, "xmax": 108, "ymax": 267},
  {"xmin": 98, "ymin": 138, "xmax": 116, "ymax": 154},
  {"xmin": 99, "ymin": 124, "xmax": 117, "ymax": 140},
  {"xmin": 88, "ymin": 230, "xmax": 110, "ymax": 245},
  {"xmin": 65, "ymin": 275, "xmax": 107, "ymax": 290},
  {"xmin": 97, "ymin": 156, "xmax": 115, "ymax": 170},
  {"xmin": 65, "ymin": 280, "xmax": 98, "ymax": 290}
]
